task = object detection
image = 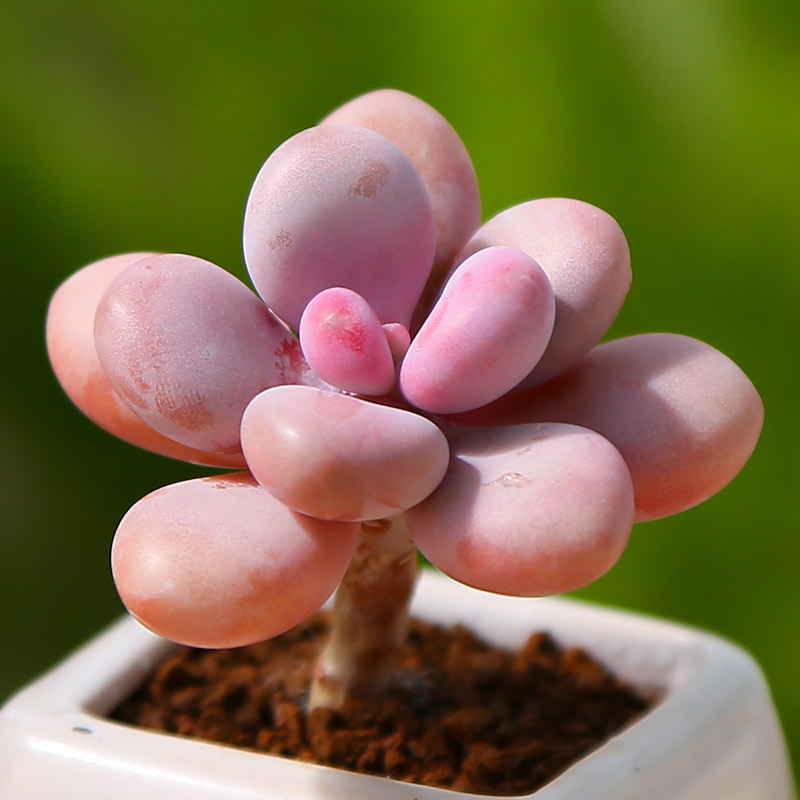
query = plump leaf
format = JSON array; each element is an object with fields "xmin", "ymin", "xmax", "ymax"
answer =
[
  {"xmin": 400, "ymin": 246, "xmax": 554, "ymax": 413},
  {"xmin": 299, "ymin": 287, "xmax": 395, "ymax": 396},
  {"xmin": 458, "ymin": 198, "xmax": 631, "ymax": 386},
  {"xmin": 46, "ymin": 253, "xmax": 245, "ymax": 467},
  {"xmin": 111, "ymin": 472, "xmax": 360, "ymax": 648},
  {"xmin": 241, "ymin": 385, "xmax": 450, "ymax": 521},
  {"xmin": 244, "ymin": 124, "xmax": 437, "ymax": 329},
  {"xmin": 405, "ymin": 422, "xmax": 634, "ymax": 595},
  {"xmin": 323, "ymin": 89, "xmax": 481, "ymax": 311},
  {"xmin": 95, "ymin": 253, "xmax": 305, "ymax": 454},
  {"xmin": 450, "ymin": 334, "xmax": 764, "ymax": 520}
]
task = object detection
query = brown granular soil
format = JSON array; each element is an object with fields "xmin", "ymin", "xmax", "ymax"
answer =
[{"xmin": 111, "ymin": 613, "xmax": 651, "ymax": 795}]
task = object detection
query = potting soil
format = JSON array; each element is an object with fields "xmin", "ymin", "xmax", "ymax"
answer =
[{"xmin": 111, "ymin": 613, "xmax": 650, "ymax": 795}]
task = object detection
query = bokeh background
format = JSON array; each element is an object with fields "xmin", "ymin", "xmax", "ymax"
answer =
[{"xmin": 1, "ymin": 0, "xmax": 798, "ymax": 778}]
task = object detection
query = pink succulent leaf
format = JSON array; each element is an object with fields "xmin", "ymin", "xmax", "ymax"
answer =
[
  {"xmin": 322, "ymin": 89, "xmax": 481, "ymax": 315},
  {"xmin": 243, "ymin": 124, "xmax": 437, "ymax": 331},
  {"xmin": 382, "ymin": 323, "xmax": 412, "ymax": 364},
  {"xmin": 299, "ymin": 287, "xmax": 396, "ymax": 396},
  {"xmin": 111, "ymin": 472, "xmax": 360, "ymax": 648},
  {"xmin": 404, "ymin": 422, "xmax": 634, "ymax": 596},
  {"xmin": 46, "ymin": 253, "xmax": 246, "ymax": 468},
  {"xmin": 94, "ymin": 253, "xmax": 308, "ymax": 455},
  {"xmin": 457, "ymin": 198, "xmax": 632, "ymax": 387},
  {"xmin": 447, "ymin": 333, "xmax": 764, "ymax": 521},
  {"xmin": 399, "ymin": 246, "xmax": 555, "ymax": 414},
  {"xmin": 240, "ymin": 385, "xmax": 450, "ymax": 522}
]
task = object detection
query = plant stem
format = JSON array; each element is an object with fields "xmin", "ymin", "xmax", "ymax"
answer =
[{"xmin": 309, "ymin": 513, "xmax": 418, "ymax": 710}]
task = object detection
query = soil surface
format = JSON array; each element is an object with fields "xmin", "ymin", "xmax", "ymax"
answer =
[{"xmin": 112, "ymin": 613, "xmax": 650, "ymax": 795}]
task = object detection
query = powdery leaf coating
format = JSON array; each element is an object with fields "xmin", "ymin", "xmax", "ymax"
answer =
[
  {"xmin": 404, "ymin": 423, "xmax": 634, "ymax": 596},
  {"xmin": 322, "ymin": 89, "xmax": 481, "ymax": 299},
  {"xmin": 95, "ymin": 254, "xmax": 306, "ymax": 455},
  {"xmin": 458, "ymin": 199, "xmax": 631, "ymax": 387},
  {"xmin": 299, "ymin": 288, "xmax": 395, "ymax": 396},
  {"xmin": 241, "ymin": 385, "xmax": 450, "ymax": 521},
  {"xmin": 399, "ymin": 246, "xmax": 555, "ymax": 414},
  {"xmin": 451, "ymin": 334, "xmax": 764, "ymax": 521},
  {"xmin": 111, "ymin": 472, "xmax": 360, "ymax": 648},
  {"xmin": 45, "ymin": 253, "xmax": 245, "ymax": 468},
  {"xmin": 243, "ymin": 124, "xmax": 437, "ymax": 330}
]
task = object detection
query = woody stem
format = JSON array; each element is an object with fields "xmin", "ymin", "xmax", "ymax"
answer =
[{"xmin": 309, "ymin": 513, "xmax": 418, "ymax": 710}]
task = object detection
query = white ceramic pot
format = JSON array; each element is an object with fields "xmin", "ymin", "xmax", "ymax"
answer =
[{"xmin": 0, "ymin": 570, "xmax": 795, "ymax": 799}]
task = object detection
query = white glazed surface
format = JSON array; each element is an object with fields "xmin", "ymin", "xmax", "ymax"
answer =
[{"xmin": 0, "ymin": 570, "xmax": 795, "ymax": 799}]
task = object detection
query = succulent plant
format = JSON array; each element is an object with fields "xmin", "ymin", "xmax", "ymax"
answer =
[{"xmin": 46, "ymin": 89, "xmax": 763, "ymax": 709}]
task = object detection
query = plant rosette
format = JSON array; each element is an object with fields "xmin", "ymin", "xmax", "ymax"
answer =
[{"xmin": 4, "ymin": 89, "xmax": 791, "ymax": 794}]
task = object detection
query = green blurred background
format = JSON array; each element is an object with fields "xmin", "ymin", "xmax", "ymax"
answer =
[{"xmin": 1, "ymin": 0, "xmax": 798, "ymax": 777}]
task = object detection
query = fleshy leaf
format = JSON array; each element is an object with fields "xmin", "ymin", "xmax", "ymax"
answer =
[
  {"xmin": 323, "ymin": 89, "xmax": 481, "ymax": 310},
  {"xmin": 400, "ymin": 246, "xmax": 554, "ymax": 414},
  {"xmin": 243, "ymin": 124, "xmax": 437, "ymax": 330},
  {"xmin": 46, "ymin": 253, "xmax": 245, "ymax": 467},
  {"xmin": 405, "ymin": 423, "xmax": 634, "ymax": 596},
  {"xmin": 450, "ymin": 334, "xmax": 764, "ymax": 521},
  {"xmin": 299, "ymin": 287, "xmax": 395, "ymax": 396},
  {"xmin": 241, "ymin": 386, "xmax": 449, "ymax": 521},
  {"xmin": 458, "ymin": 198, "xmax": 631, "ymax": 386},
  {"xmin": 111, "ymin": 473, "xmax": 360, "ymax": 648},
  {"xmin": 95, "ymin": 253, "xmax": 305, "ymax": 454}
]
